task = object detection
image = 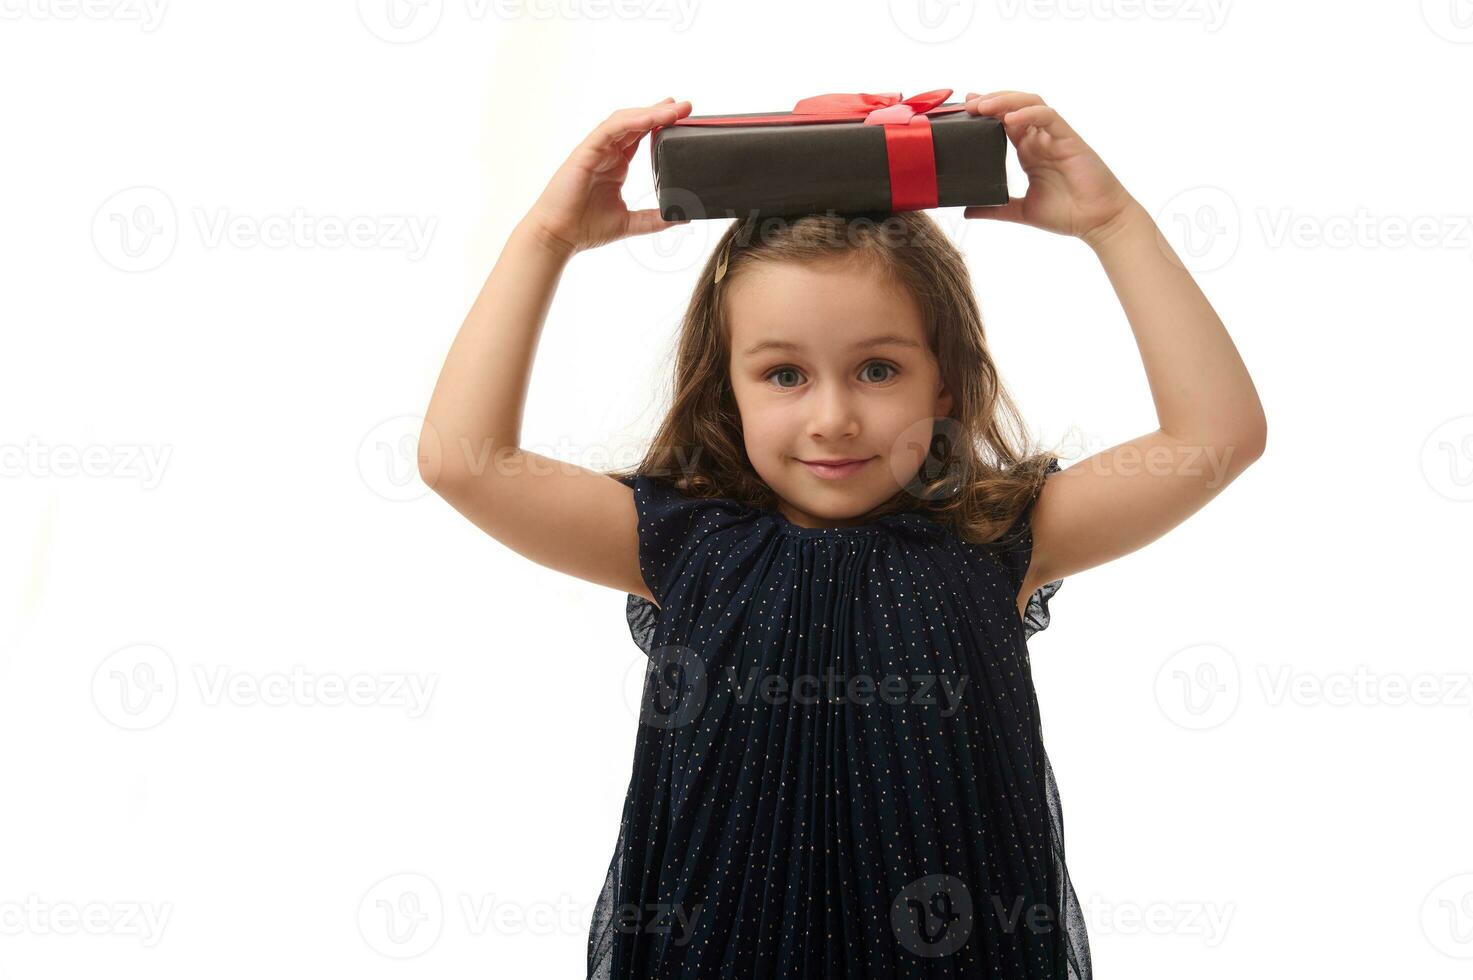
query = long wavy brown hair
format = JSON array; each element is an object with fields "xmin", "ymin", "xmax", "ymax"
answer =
[{"xmin": 608, "ymin": 209, "xmax": 1063, "ymax": 545}]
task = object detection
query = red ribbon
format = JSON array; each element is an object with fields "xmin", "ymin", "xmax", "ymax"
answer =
[{"xmin": 662, "ymin": 89, "xmax": 966, "ymax": 212}]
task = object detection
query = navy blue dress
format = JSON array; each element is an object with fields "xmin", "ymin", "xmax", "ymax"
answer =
[{"xmin": 589, "ymin": 460, "xmax": 1090, "ymax": 979}]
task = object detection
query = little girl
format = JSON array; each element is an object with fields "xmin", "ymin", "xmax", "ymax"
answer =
[{"xmin": 421, "ymin": 92, "xmax": 1266, "ymax": 979}]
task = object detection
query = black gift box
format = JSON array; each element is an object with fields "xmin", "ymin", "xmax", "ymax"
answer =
[{"xmin": 650, "ymin": 101, "xmax": 1009, "ymax": 222}]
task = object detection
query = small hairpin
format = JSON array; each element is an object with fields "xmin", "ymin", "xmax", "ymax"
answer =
[{"xmin": 713, "ymin": 242, "xmax": 730, "ymax": 284}]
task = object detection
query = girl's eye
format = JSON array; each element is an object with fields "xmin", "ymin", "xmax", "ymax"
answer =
[
  {"xmin": 862, "ymin": 361, "xmax": 898, "ymax": 383},
  {"xmin": 766, "ymin": 367, "xmax": 804, "ymax": 389},
  {"xmin": 763, "ymin": 361, "xmax": 899, "ymax": 389}
]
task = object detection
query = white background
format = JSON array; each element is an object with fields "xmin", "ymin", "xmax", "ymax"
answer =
[{"xmin": 2, "ymin": 1, "xmax": 1471, "ymax": 977}]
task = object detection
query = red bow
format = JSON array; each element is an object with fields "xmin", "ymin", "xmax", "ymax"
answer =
[
  {"xmin": 666, "ymin": 89, "xmax": 968, "ymax": 211},
  {"xmin": 791, "ymin": 89, "xmax": 960, "ymax": 125}
]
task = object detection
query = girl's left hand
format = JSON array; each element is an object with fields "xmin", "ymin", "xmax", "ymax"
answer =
[{"xmin": 962, "ymin": 91, "xmax": 1139, "ymax": 247}]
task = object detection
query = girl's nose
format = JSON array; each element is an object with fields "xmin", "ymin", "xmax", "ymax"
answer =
[{"xmin": 806, "ymin": 384, "xmax": 861, "ymax": 441}]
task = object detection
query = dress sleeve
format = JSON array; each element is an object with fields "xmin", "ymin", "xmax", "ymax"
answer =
[
  {"xmin": 615, "ymin": 473, "xmax": 737, "ymax": 611},
  {"xmin": 998, "ymin": 457, "xmax": 1064, "ymax": 641}
]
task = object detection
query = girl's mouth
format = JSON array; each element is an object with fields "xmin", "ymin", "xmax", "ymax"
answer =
[{"xmin": 799, "ymin": 456, "xmax": 876, "ymax": 480}]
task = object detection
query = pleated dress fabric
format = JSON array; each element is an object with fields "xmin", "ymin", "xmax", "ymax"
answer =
[{"xmin": 589, "ymin": 460, "xmax": 1090, "ymax": 979}]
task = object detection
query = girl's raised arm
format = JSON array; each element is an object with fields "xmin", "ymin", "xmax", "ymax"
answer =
[
  {"xmin": 961, "ymin": 91, "xmax": 1268, "ymax": 605},
  {"xmin": 418, "ymin": 99, "xmax": 693, "ymax": 607}
]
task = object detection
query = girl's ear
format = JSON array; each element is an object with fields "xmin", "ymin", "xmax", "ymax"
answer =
[{"xmin": 936, "ymin": 382, "xmax": 954, "ymax": 416}]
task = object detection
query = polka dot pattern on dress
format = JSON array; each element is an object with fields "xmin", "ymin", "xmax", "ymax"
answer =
[{"xmin": 590, "ymin": 459, "xmax": 1091, "ymax": 979}]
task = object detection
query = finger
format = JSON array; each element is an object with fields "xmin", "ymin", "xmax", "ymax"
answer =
[
  {"xmin": 617, "ymin": 124, "xmax": 670, "ymax": 164},
  {"xmin": 609, "ymin": 98, "xmax": 689, "ymax": 136},
  {"xmin": 614, "ymin": 117, "xmax": 678, "ymax": 163},
  {"xmin": 616, "ymin": 115, "xmax": 665, "ymax": 161},
  {"xmin": 625, "ymin": 207, "xmax": 691, "ymax": 239},
  {"xmin": 964, "ymin": 198, "xmax": 1026, "ymax": 223},
  {"xmin": 616, "ymin": 97, "xmax": 677, "ymax": 144},
  {"xmin": 603, "ymin": 107, "xmax": 679, "ymax": 153},
  {"xmin": 1003, "ymin": 104, "xmax": 1074, "ymax": 142},
  {"xmin": 620, "ymin": 129, "xmax": 646, "ymax": 163},
  {"xmin": 1001, "ymin": 105, "xmax": 1072, "ymax": 134},
  {"xmin": 583, "ymin": 99, "xmax": 692, "ymax": 155},
  {"xmin": 964, "ymin": 91, "xmax": 1046, "ymax": 118},
  {"xmin": 972, "ymin": 90, "xmax": 1044, "ymax": 106}
]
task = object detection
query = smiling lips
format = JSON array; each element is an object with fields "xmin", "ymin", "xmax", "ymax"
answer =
[{"xmin": 799, "ymin": 456, "xmax": 876, "ymax": 480}]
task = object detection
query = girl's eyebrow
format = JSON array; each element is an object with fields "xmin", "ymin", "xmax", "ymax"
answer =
[{"xmin": 741, "ymin": 335, "xmax": 922, "ymax": 357}]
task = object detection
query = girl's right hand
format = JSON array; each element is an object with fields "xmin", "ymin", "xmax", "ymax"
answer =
[{"xmin": 525, "ymin": 97, "xmax": 694, "ymax": 258}]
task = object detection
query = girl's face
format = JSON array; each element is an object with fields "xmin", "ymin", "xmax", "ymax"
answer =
[{"xmin": 725, "ymin": 256, "xmax": 954, "ymax": 529}]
